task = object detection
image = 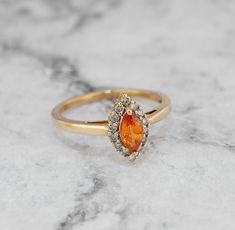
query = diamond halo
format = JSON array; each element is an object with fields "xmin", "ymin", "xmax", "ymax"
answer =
[{"xmin": 108, "ymin": 94, "xmax": 149, "ymax": 161}]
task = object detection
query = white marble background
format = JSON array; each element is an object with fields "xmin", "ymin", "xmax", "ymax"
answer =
[{"xmin": 0, "ymin": 0, "xmax": 235, "ymax": 230}]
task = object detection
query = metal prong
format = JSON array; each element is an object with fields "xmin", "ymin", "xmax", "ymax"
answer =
[{"xmin": 126, "ymin": 108, "xmax": 132, "ymax": 115}]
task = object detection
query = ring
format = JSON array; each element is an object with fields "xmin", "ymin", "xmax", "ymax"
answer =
[{"xmin": 51, "ymin": 89, "xmax": 171, "ymax": 161}]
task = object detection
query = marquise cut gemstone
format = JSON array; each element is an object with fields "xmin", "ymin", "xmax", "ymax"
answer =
[{"xmin": 120, "ymin": 112, "xmax": 143, "ymax": 153}]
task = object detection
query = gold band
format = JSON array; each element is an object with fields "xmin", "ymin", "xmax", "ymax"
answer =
[{"xmin": 51, "ymin": 89, "xmax": 171, "ymax": 136}]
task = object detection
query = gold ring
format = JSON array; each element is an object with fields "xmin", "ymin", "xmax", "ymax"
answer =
[{"xmin": 51, "ymin": 89, "xmax": 171, "ymax": 161}]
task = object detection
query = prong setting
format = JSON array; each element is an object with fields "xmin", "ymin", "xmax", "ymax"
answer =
[{"xmin": 108, "ymin": 93, "xmax": 149, "ymax": 161}]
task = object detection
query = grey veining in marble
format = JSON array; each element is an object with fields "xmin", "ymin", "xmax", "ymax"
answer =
[{"xmin": 0, "ymin": 0, "xmax": 235, "ymax": 230}]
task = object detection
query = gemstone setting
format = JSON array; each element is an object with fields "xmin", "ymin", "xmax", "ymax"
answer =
[
  {"xmin": 108, "ymin": 94, "xmax": 149, "ymax": 161},
  {"xmin": 120, "ymin": 112, "xmax": 143, "ymax": 153}
]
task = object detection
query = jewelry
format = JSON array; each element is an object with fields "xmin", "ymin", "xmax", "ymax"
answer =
[{"xmin": 52, "ymin": 89, "xmax": 171, "ymax": 161}]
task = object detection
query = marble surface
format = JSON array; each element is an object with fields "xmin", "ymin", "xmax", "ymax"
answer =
[{"xmin": 0, "ymin": 0, "xmax": 235, "ymax": 229}]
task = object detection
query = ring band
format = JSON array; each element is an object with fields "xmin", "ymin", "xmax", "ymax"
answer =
[{"xmin": 52, "ymin": 89, "xmax": 171, "ymax": 161}]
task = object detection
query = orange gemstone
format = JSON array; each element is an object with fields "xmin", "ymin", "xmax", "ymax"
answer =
[{"xmin": 120, "ymin": 112, "xmax": 143, "ymax": 153}]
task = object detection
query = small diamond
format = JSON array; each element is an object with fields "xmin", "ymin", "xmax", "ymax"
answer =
[
  {"xmin": 109, "ymin": 122, "xmax": 118, "ymax": 132},
  {"xmin": 121, "ymin": 95, "xmax": 131, "ymax": 106},
  {"xmin": 110, "ymin": 113, "xmax": 119, "ymax": 122},
  {"xmin": 115, "ymin": 104, "xmax": 124, "ymax": 114},
  {"xmin": 142, "ymin": 118, "xmax": 148, "ymax": 125},
  {"xmin": 130, "ymin": 101, "xmax": 138, "ymax": 110},
  {"xmin": 143, "ymin": 126, "xmax": 148, "ymax": 133},
  {"xmin": 114, "ymin": 140, "xmax": 122, "ymax": 150},
  {"xmin": 110, "ymin": 132, "xmax": 118, "ymax": 141},
  {"xmin": 137, "ymin": 110, "xmax": 143, "ymax": 116},
  {"xmin": 122, "ymin": 147, "xmax": 130, "ymax": 157}
]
